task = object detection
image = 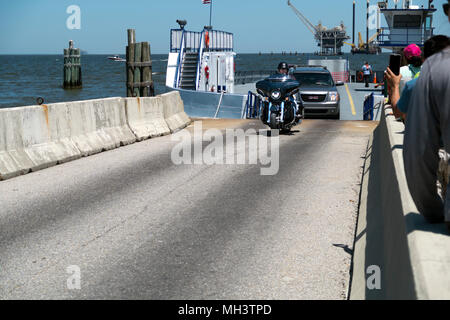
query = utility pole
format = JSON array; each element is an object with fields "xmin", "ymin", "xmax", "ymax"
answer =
[
  {"xmin": 366, "ymin": 0, "xmax": 370, "ymax": 51},
  {"xmin": 353, "ymin": 1, "xmax": 356, "ymax": 46}
]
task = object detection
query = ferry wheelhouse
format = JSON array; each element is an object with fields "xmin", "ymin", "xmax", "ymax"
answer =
[{"xmin": 377, "ymin": 0, "xmax": 436, "ymax": 52}]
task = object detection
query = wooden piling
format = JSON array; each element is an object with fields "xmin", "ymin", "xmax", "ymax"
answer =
[
  {"xmin": 133, "ymin": 42, "xmax": 142, "ymax": 97},
  {"xmin": 128, "ymin": 29, "xmax": 136, "ymax": 47},
  {"xmin": 63, "ymin": 40, "xmax": 82, "ymax": 89},
  {"xmin": 141, "ymin": 42, "xmax": 153, "ymax": 97},
  {"xmin": 126, "ymin": 43, "xmax": 135, "ymax": 97}
]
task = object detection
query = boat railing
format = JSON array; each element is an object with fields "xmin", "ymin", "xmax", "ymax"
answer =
[
  {"xmin": 234, "ymin": 70, "xmax": 273, "ymax": 85},
  {"xmin": 377, "ymin": 27, "xmax": 434, "ymax": 47},
  {"xmin": 196, "ymin": 30, "xmax": 206, "ymax": 90},
  {"xmin": 245, "ymin": 91, "xmax": 262, "ymax": 119},
  {"xmin": 174, "ymin": 30, "xmax": 186, "ymax": 88},
  {"xmin": 363, "ymin": 92, "xmax": 383, "ymax": 121},
  {"xmin": 170, "ymin": 29, "xmax": 234, "ymax": 53},
  {"xmin": 205, "ymin": 30, "xmax": 234, "ymax": 52}
]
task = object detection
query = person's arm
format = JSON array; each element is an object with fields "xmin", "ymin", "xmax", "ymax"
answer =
[
  {"xmin": 403, "ymin": 58, "xmax": 444, "ymax": 223},
  {"xmin": 385, "ymin": 67, "xmax": 405, "ymax": 119},
  {"xmin": 396, "ymin": 79, "xmax": 417, "ymax": 118}
]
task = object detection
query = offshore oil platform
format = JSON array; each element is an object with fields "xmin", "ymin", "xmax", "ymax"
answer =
[
  {"xmin": 287, "ymin": 0, "xmax": 350, "ymax": 56},
  {"xmin": 289, "ymin": 0, "xmax": 437, "ymax": 56}
]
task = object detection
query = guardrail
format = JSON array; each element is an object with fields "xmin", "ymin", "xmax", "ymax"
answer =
[
  {"xmin": 245, "ymin": 91, "xmax": 262, "ymax": 119},
  {"xmin": 377, "ymin": 27, "xmax": 434, "ymax": 47},
  {"xmin": 363, "ymin": 93, "xmax": 384, "ymax": 121}
]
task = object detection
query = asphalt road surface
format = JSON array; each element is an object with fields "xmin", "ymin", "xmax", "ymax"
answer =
[{"xmin": 0, "ymin": 119, "xmax": 376, "ymax": 299}]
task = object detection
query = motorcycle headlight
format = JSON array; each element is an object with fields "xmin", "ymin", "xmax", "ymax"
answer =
[
  {"xmin": 271, "ymin": 90, "xmax": 281, "ymax": 100},
  {"xmin": 329, "ymin": 92, "xmax": 339, "ymax": 101}
]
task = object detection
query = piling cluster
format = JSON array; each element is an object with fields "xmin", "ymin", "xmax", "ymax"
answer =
[
  {"xmin": 126, "ymin": 29, "xmax": 154, "ymax": 97},
  {"xmin": 63, "ymin": 40, "xmax": 82, "ymax": 89}
]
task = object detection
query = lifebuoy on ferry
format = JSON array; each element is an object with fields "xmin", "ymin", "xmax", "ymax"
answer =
[
  {"xmin": 205, "ymin": 66, "xmax": 210, "ymax": 80},
  {"xmin": 205, "ymin": 31, "xmax": 210, "ymax": 48},
  {"xmin": 357, "ymin": 71, "xmax": 364, "ymax": 82}
]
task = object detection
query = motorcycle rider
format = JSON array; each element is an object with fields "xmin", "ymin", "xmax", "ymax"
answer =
[
  {"xmin": 277, "ymin": 62, "xmax": 303, "ymax": 122},
  {"xmin": 277, "ymin": 62, "xmax": 290, "ymax": 76}
]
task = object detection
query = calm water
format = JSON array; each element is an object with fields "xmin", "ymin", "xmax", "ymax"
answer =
[{"xmin": 0, "ymin": 53, "xmax": 389, "ymax": 109}]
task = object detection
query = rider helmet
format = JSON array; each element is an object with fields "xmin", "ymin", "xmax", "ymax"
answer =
[{"xmin": 278, "ymin": 62, "xmax": 289, "ymax": 74}]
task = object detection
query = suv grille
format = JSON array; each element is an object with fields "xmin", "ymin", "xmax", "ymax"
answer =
[{"xmin": 301, "ymin": 94, "xmax": 327, "ymax": 102}]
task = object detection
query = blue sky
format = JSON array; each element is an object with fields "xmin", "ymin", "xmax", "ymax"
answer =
[{"xmin": 0, "ymin": 0, "xmax": 449, "ymax": 54}]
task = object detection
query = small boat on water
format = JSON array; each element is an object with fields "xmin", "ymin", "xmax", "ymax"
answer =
[{"xmin": 107, "ymin": 55, "xmax": 126, "ymax": 62}]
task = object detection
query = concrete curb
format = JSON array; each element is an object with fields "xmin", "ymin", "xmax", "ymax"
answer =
[{"xmin": 350, "ymin": 106, "xmax": 450, "ymax": 299}]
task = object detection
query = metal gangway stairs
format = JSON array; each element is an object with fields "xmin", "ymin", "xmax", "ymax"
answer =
[{"xmin": 179, "ymin": 52, "xmax": 198, "ymax": 90}]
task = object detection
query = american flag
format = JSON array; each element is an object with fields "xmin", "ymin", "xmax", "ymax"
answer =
[{"xmin": 203, "ymin": 0, "xmax": 211, "ymax": 4}]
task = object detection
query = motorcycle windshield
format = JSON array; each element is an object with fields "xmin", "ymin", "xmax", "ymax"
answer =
[{"xmin": 256, "ymin": 75, "xmax": 300, "ymax": 99}]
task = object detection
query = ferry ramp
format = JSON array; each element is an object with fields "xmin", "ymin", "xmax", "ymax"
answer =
[
  {"xmin": 337, "ymin": 83, "xmax": 383, "ymax": 121},
  {"xmin": 0, "ymin": 118, "xmax": 377, "ymax": 299},
  {"xmin": 233, "ymin": 82, "xmax": 384, "ymax": 121}
]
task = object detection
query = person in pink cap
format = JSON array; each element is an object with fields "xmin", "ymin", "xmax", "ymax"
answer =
[{"xmin": 400, "ymin": 43, "xmax": 423, "ymax": 89}]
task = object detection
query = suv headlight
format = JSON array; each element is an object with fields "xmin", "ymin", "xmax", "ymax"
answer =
[
  {"xmin": 329, "ymin": 92, "xmax": 339, "ymax": 102},
  {"xmin": 271, "ymin": 90, "xmax": 281, "ymax": 100}
]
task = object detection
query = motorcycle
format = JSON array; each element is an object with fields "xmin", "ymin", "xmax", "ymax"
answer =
[{"xmin": 256, "ymin": 74, "xmax": 303, "ymax": 132}]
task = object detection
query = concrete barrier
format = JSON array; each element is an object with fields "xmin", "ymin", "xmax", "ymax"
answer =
[
  {"xmin": 0, "ymin": 105, "xmax": 81, "ymax": 180},
  {"xmin": 160, "ymin": 91, "xmax": 191, "ymax": 132},
  {"xmin": 350, "ymin": 106, "xmax": 450, "ymax": 299},
  {"xmin": 0, "ymin": 92, "xmax": 192, "ymax": 180},
  {"xmin": 124, "ymin": 97, "xmax": 171, "ymax": 141},
  {"xmin": 64, "ymin": 97, "xmax": 136, "ymax": 156},
  {"xmin": 0, "ymin": 97, "xmax": 136, "ymax": 180},
  {"xmin": 0, "ymin": 107, "xmax": 36, "ymax": 179}
]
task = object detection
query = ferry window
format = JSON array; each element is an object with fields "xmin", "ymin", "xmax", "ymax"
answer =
[
  {"xmin": 425, "ymin": 16, "xmax": 431, "ymax": 28},
  {"xmin": 393, "ymin": 15, "xmax": 422, "ymax": 28}
]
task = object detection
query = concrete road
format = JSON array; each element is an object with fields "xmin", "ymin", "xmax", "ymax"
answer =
[{"xmin": 0, "ymin": 119, "xmax": 376, "ymax": 299}]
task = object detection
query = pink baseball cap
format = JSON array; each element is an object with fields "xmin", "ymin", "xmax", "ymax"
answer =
[{"xmin": 403, "ymin": 44, "xmax": 422, "ymax": 59}]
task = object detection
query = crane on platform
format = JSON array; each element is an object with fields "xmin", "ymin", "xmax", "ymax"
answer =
[
  {"xmin": 287, "ymin": 0, "xmax": 350, "ymax": 56},
  {"xmin": 287, "ymin": 0, "xmax": 318, "ymax": 35},
  {"xmin": 344, "ymin": 32, "xmax": 381, "ymax": 54}
]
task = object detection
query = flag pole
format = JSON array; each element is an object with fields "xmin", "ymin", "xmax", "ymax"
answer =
[{"xmin": 209, "ymin": 0, "xmax": 213, "ymax": 28}]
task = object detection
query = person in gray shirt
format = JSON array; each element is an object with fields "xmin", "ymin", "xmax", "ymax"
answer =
[{"xmin": 403, "ymin": 2, "xmax": 450, "ymax": 229}]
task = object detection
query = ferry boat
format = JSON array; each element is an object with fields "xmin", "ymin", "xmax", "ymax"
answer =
[{"xmin": 165, "ymin": 22, "xmax": 257, "ymax": 119}]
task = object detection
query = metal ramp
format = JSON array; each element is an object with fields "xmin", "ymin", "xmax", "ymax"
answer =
[{"xmin": 179, "ymin": 52, "xmax": 198, "ymax": 90}]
